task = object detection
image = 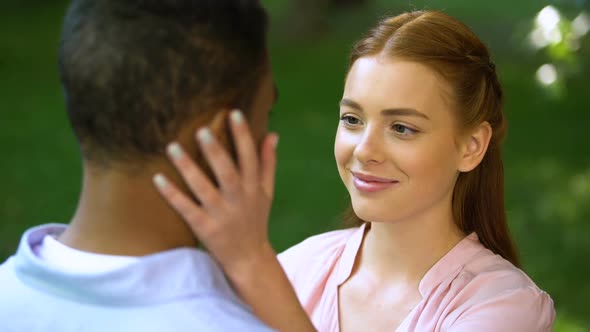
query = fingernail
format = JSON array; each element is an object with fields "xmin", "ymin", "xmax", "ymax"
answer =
[
  {"xmin": 153, "ymin": 173, "xmax": 168, "ymax": 189},
  {"xmin": 230, "ymin": 109, "xmax": 243, "ymax": 124},
  {"xmin": 167, "ymin": 142, "xmax": 183, "ymax": 160},
  {"xmin": 197, "ymin": 128, "xmax": 212, "ymax": 144},
  {"xmin": 272, "ymin": 135, "xmax": 279, "ymax": 149}
]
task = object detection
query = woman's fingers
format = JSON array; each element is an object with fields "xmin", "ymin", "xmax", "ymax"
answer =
[
  {"xmin": 156, "ymin": 109, "xmax": 276, "ymax": 228},
  {"xmin": 166, "ymin": 142, "xmax": 221, "ymax": 208},
  {"xmin": 260, "ymin": 133, "xmax": 279, "ymax": 198},
  {"xmin": 153, "ymin": 110, "xmax": 277, "ymax": 288},
  {"xmin": 196, "ymin": 127, "xmax": 241, "ymax": 194},
  {"xmin": 229, "ymin": 110, "xmax": 259, "ymax": 186},
  {"xmin": 153, "ymin": 173, "xmax": 209, "ymax": 230}
]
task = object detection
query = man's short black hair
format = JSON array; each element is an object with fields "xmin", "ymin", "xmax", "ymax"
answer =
[{"xmin": 59, "ymin": 0, "xmax": 268, "ymax": 166}]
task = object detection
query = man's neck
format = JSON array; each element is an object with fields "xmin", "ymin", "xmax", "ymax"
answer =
[{"xmin": 59, "ymin": 163, "xmax": 198, "ymax": 256}]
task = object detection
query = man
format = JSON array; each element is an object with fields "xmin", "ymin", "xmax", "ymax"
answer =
[{"xmin": 0, "ymin": 0, "xmax": 276, "ymax": 331}]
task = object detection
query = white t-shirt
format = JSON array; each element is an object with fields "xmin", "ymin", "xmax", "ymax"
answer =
[{"xmin": 0, "ymin": 223, "xmax": 274, "ymax": 332}]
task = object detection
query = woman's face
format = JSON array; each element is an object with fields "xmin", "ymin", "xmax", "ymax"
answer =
[{"xmin": 335, "ymin": 56, "xmax": 466, "ymax": 223}]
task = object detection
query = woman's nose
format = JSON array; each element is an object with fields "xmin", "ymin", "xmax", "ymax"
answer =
[{"xmin": 353, "ymin": 128, "xmax": 385, "ymax": 165}]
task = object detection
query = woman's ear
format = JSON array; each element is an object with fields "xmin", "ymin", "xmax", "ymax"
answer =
[{"xmin": 458, "ymin": 121, "xmax": 492, "ymax": 172}]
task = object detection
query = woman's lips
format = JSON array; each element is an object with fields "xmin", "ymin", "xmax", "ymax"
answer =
[{"xmin": 351, "ymin": 172, "xmax": 399, "ymax": 193}]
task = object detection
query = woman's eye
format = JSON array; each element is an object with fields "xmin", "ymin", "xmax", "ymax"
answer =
[
  {"xmin": 392, "ymin": 124, "xmax": 417, "ymax": 135},
  {"xmin": 340, "ymin": 115, "xmax": 361, "ymax": 125}
]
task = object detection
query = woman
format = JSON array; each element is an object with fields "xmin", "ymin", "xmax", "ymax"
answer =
[{"xmin": 153, "ymin": 10, "xmax": 555, "ymax": 332}]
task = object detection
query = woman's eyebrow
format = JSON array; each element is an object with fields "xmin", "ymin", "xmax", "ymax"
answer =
[
  {"xmin": 381, "ymin": 108, "xmax": 429, "ymax": 120},
  {"xmin": 339, "ymin": 98, "xmax": 430, "ymax": 120}
]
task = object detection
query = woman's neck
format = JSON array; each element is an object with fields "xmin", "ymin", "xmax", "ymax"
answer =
[{"xmin": 358, "ymin": 202, "xmax": 465, "ymax": 286}]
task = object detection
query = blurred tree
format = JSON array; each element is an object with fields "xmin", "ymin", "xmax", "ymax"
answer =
[
  {"xmin": 527, "ymin": 4, "xmax": 589, "ymax": 97},
  {"xmin": 283, "ymin": 0, "xmax": 330, "ymax": 38},
  {"xmin": 332, "ymin": 0, "xmax": 370, "ymax": 7},
  {"xmin": 283, "ymin": 0, "xmax": 371, "ymax": 38}
]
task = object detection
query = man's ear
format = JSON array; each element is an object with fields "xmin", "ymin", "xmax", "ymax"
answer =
[
  {"xmin": 176, "ymin": 109, "xmax": 232, "ymax": 162},
  {"xmin": 208, "ymin": 109, "xmax": 236, "ymax": 153},
  {"xmin": 457, "ymin": 121, "xmax": 492, "ymax": 172}
]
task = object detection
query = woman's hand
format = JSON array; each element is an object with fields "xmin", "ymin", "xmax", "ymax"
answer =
[
  {"xmin": 153, "ymin": 110, "xmax": 316, "ymax": 332},
  {"xmin": 152, "ymin": 109, "xmax": 279, "ymax": 278}
]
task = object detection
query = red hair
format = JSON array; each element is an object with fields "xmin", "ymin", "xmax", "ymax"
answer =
[{"xmin": 344, "ymin": 11, "xmax": 520, "ymax": 267}]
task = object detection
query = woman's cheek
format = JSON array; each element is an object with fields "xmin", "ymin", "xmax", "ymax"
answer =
[{"xmin": 334, "ymin": 129, "xmax": 354, "ymax": 163}]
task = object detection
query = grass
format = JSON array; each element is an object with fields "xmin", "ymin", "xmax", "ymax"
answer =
[{"xmin": 1, "ymin": 1, "xmax": 588, "ymax": 330}]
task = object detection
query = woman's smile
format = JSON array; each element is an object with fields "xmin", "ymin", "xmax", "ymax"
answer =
[{"xmin": 351, "ymin": 171, "xmax": 399, "ymax": 193}]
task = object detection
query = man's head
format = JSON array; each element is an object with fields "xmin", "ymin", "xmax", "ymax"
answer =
[{"xmin": 59, "ymin": 0, "xmax": 273, "ymax": 169}]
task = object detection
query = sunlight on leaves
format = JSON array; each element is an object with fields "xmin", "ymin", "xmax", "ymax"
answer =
[{"xmin": 528, "ymin": 5, "xmax": 589, "ymax": 96}]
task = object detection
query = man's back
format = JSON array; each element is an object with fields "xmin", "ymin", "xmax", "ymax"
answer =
[
  {"xmin": 0, "ymin": 224, "xmax": 273, "ymax": 331},
  {"xmin": 0, "ymin": 0, "xmax": 276, "ymax": 329}
]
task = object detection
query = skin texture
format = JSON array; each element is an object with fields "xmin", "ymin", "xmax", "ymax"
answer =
[
  {"xmin": 336, "ymin": 56, "xmax": 492, "ymax": 331},
  {"xmin": 154, "ymin": 56, "xmax": 493, "ymax": 332},
  {"xmin": 152, "ymin": 65, "xmax": 315, "ymax": 332},
  {"xmin": 338, "ymin": 57, "xmax": 466, "ymax": 224},
  {"xmin": 59, "ymin": 63, "xmax": 276, "ymax": 257}
]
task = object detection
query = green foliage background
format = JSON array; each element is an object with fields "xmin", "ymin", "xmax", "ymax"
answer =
[{"xmin": 1, "ymin": 1, "xmax": 588, "ymax": 330}]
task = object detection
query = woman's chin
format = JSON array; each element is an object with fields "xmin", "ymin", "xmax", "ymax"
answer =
[{"xmin": 351, "ymin": 206, "xmax": 390, "ymax": 224}]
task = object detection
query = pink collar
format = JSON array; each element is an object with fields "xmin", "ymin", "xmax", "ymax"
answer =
[{"xmin": 334, "ymin": 223, "xmax": 484, "ymax": 297}]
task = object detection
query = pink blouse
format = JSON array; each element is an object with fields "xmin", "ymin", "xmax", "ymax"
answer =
[{"xmin": 278, "ymin": 224, "xmax": 555, "ymax": 332}]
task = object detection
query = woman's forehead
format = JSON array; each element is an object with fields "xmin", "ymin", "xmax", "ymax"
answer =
[{"xmin": 343, "ymin": 57, "xmax": 453, "ymax": 117}]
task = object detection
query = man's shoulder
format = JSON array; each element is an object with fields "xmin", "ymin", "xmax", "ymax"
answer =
[
  {"xmin": 0, "ymin": 223, "xmax": 275, "ymax": 331},
  {"xmin": 173, "ymin": 295, "xmax": 274, "ymax": 331},
  {"xmin": 0, "ymin": 256, "xmax": 18, "ymax": 287},
  {"xmin": 0, "ymin": 255, "xmax": 275, "ymax": 332}
]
